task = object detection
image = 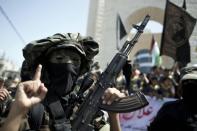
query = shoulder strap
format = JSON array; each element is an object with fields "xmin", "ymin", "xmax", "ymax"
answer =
[
  {"xmin": 28, "ymin": 103, "xmax": 45, "ymax": 130},
  {"xmin": 45, "ymin": 94, "xmax": 72, "ymax": 131},
  {"xmin": 48, "ymin": 100, "xmax": 71, "ymax": 131}
]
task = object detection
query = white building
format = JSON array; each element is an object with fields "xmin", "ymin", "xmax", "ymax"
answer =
[
  {"xmin": 0, "ymin": 57, "xmax": 19, "ymax": 79},
  {"xmin": 86, "ymin": 0, "xmax": 197, "ymax": 69}
]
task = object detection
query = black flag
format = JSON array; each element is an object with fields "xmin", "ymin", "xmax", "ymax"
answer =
[
  {"xmin": 116, "ymin": 13, "xmax": 127, "ymax": 50},
  {"xmin": 160, "ymin": 0, "xmax": 196, "ymax": 65},
  {"xmin": 182, "ymin": 0, "xmax": 186, "ymax": 10}
]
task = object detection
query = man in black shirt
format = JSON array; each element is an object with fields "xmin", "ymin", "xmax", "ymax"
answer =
[{"xmin": 148, "ymin": 65, "xmax": 197, "ymax": 131}]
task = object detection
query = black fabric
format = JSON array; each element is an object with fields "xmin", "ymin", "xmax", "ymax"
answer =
[
  {"xmin": 116, "ymin": 13, "xmax": 127, "ymax": 40},
  {"xmin": 47, "ymin": 63, "xmax": 78, "ymax": 96},
  {"xmin": 28, "ymin": 103, "xmax": 45, "ymax": 130},
  {"xmin": 116, "ymin": 13, "xmax": 127, "ymax": 50},
  {"xmin": 148, "ymin": 100, "xmax": 197, "ymax": 131},
  {"xmin": 182, "ymin": 81, "xmax": 197, "ymax": 113},
  {"xmin": 48, "ymin": 100, "xmax": 71, "ymax": 131},
  {"xmin": 160, "ymin": 0, "xmax": 196, "ymax": 65},
  {"xmin": 176, "ymin": 40, "xmax": 191, "ymax": 66},
  {"xmin": 122, "ymin": 61, "xmax": 132, "ymax": 94}
]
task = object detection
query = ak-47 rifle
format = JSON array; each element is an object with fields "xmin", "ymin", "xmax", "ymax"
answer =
[{"xmin": 71, "ymin": 15, "xmax": 150, "ymax": 131}]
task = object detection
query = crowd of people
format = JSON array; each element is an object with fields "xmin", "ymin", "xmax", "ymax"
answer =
[
  {"xmin": 128, "ymin": 65, "xmax": 180, "ymax": 99},
  {"xmin": 0, "ymin": 32, "xmax": 197, "ymax": 131},
  {"xmin": 148, "ymin": 65, "xmax": 197, "ymax": 131}
]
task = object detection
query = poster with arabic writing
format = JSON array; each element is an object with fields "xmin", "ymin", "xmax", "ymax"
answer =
[{"xmin": 120, "ymin": 96, "xmax": 176, "ymax": 131}]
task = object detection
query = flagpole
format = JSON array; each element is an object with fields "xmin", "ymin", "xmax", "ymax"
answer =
[
  {"xmin": 160, "ymin": 0, "xmax": 168, "ymax": 56},
  {"xmin": 116, "ymin": 14, "xmax": 119, "ymax": 50}
]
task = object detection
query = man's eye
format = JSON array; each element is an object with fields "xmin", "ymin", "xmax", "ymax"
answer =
[
  {"xmin": 73, "ymin": 58, "xmax": 80, "ymax": 62},
  {"xmin": 68, "ymin": 53, "xmax": 81, "ymax": 64}
]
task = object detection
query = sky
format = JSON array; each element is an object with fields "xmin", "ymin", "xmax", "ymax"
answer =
[
  {"xmin": 0, "ymin": 0, "xmax": 163, "ymax": 70},
  {"xmin": 0, "ymin": 0, "xmax": 90, "ymax": 69}
]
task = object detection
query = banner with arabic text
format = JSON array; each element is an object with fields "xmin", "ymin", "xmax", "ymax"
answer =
[{"xmin": 120, "ymin": 96, "xmax": 176, "ymax": 131}]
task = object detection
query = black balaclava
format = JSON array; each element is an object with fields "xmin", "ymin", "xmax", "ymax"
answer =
[
  {"xmin": 46, "ymin": 62, "xmax": 80, "ymax": 96},
  {"xmin": 181, "ymin": 80, "xmax": 197, "ymax": 113}
]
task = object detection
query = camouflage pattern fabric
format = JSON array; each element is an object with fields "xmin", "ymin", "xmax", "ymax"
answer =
[{"xmin": 21, "ymin": 33, "xmax": 99, "ymax": 82}]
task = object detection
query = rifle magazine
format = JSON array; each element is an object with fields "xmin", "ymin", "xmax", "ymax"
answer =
[{"xmin": 99, "ymin": 91, "xmax": 149, "ymax": 113}]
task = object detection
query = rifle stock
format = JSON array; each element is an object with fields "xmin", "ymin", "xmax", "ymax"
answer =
[{"xmin": 71, "ymin": 15, "xmax": 150, "ymax": 131}]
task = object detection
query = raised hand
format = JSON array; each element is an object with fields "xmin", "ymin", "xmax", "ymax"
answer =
[
  {"xmin": 0, "ymin": 88, "xmax": 9, "ymax": 102},
  {"xmin": 0, "ymin": 65, "xmax": 48, "ymax": 131},
  {"xmin": 14, "ymin": 64, "xmax": 47, "ymax": 113},
  {"xmin": 0, "ymin": 79, "xmax": 9, "ymax": 102}
]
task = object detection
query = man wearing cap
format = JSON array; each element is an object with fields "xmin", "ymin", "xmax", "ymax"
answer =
[
  {"xmin": 148, "ymin": 65, "xmax": 197, "ymax": 131},
  {"xmin": 19, "ymin": 33, "xmax": 123, "ymax": 131}
]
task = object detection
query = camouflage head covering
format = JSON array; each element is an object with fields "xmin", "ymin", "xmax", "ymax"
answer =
[
  {"xmin": 180, "ymin": 65, "xmax": 197, "ymax": 82},
  {"xmin": 21, "ymin": 33, "xmax": 99, "ymax": 81}
]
